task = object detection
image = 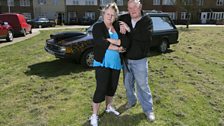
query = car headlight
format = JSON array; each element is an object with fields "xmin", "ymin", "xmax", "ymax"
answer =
[
  {"xmin": 65, "ymin": 47, "xmax": 73, "ymax": 54},
  {"xmin": 59, "ymin": 47, "xmax": 66, "ymax": 52}
]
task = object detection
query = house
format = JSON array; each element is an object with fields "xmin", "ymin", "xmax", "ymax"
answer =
[
  {"xmin": 33, "ymin": 0, "xmax": 66, "ymax": 25},
  {"xmin": 0, "ymin": 0, "xmax": 33, "ymax": 19},
  {"xmin": 0, "ymin": 0, "xmax": 223, "ymax": 24}
]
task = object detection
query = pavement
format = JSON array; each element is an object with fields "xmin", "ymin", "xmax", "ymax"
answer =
[
  {"xmin": 0, "ymin": 25, "xmax": 89, "ymax": 48},
  {"xmin": 0, "ymin": 24, "xmax": 223, "ymax": 48}
]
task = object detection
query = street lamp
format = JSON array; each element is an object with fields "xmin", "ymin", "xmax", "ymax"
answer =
[{"xmin": 7, "ymin": 0, "xmax": 11, "ymax": 13}]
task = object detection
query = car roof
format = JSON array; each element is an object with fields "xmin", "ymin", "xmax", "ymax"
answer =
[
  {"xmin": 119, "ymin": 11, "xmax": 170, "ymax": 17},
  {"xmin": 146, "ymin": 13, "xmax": 170, "ymax": 17}
]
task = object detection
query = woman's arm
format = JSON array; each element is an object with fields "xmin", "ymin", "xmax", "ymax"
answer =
[
  {"xmin": 92, "ymin": 23, "xmax": 110, "ymax": 50},
  {"xmin": 106, "ymin": 38, "xmax": 121, "ymax": 46}
]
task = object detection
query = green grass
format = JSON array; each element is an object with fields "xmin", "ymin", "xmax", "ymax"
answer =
[{"xmin": 0, "ymin": 27, "xmax": 224, "ymax": 126}]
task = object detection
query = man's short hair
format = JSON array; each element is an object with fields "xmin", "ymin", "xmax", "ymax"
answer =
[{"xmin": 128, "ymin": 0, "xmax": 141, "ymax": 6}]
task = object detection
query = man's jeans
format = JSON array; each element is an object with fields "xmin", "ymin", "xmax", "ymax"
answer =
[{"xmin": 123, "ymin": 58, "xmax": 153, "ymax": 113}]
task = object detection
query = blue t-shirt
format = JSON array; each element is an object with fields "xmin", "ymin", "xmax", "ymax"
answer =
[{"xmin": 93, "ymin": 31, "xmax": 122, "ymax": 70}]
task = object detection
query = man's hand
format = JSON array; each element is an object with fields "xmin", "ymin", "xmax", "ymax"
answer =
[
  {"xmin": 118, "ymin": 46, "xmax": 126, "ymax": 53},
  {"xmin": 119, "ymin": 21, "xmax": 130, "ymax": 34}
]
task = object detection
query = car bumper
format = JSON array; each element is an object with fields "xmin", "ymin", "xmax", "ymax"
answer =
[{"xmin": 44, "ymin": 42, "xmax": 80, "ymax": 62}]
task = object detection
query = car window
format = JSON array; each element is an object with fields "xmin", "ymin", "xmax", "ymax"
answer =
[
  {"xmin": 40, "ymin": 18, "xmax": 48, "ymax": 21},
  {"xmin": 151, "ymin": 16, "xmax": 175, "ymax": 31}
]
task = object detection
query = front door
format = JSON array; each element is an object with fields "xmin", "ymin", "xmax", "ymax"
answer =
[{"xmin": 201, "ymin": 12, "xmax": 207, "ymax": 24}]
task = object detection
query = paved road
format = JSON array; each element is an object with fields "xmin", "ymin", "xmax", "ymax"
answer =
[{"xmin": 0, "ymin": 25, "xmax": 89, "ymax": 48}]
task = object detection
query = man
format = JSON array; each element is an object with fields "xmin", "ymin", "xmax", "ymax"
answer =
[{"xmin": 119, "ymin": 0, "xmax": 155, "ymax": 121}]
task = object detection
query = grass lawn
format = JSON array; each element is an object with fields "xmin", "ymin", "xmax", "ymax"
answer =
[{"xmin": 0, "ymin": 27, "xmax": 224, "ymax": 126}]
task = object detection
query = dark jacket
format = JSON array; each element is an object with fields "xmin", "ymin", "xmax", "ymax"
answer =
[
  {"xmin": 92, "ymin": 21, "xmax": 128, "ymax": 63},
  {"xmin": 119, "ymin": 13, "xmax": 153, "ymax": 60}
]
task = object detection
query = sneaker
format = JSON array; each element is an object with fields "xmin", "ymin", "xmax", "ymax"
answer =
[
  {"xmin": 125, "ymin": 102, "xmax": 136, "ymax": 109},
  {"xmin": 146, "ymin": 112, "xmax": 155, "ymax": 122},
  {"xmin": 105, "ymin": 106, "xmax": 120, "ymax": 116},
  {"xmin": 89, "ymin": 114, "xmax": 98, "ymax": 126}
]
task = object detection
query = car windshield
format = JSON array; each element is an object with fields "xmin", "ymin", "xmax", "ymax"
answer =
[{"xmin": 34, "ymin": 18, "xmax": 48, "ymax": 21}]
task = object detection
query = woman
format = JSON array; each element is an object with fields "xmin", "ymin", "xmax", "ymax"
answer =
[{"xmin": 89, "ymin": 2, "xmax": 127, "ymax": 126}]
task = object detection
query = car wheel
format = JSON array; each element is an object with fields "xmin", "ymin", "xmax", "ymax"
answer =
[
  {"xmin": 159, "ymin": 40, "xmax": 168, "ymax": 53},
  {"xmin": 22, "ymin": 29, "xmax": 26, "ymax": 36},
  {"xmin": 6, "ymin": 31, "xmax": 13, "ymax": 42},
  {"xmin": 29, "ymin": 29, "xmax": 32, "ymax": 34},
  {"xmin": 81, "ymin": 49, "xmax": 94, "ymax": 68}
]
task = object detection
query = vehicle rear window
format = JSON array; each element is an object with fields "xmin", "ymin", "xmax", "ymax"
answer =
[{"xmin": 151, "ymin": 16, "xmax": 175, "ymax": 31}]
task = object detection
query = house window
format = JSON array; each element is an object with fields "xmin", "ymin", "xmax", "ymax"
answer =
[
  {"xmin": 181, "ymin": 12, "xmax": 191, "ymax": 20},
  {"xmin": 39, "ymin": 12, "xmax": 47, "ymax": 18},
  {"xmin": 22, "ymin": 13, "xmax": 31, "ymax": 19},
  {"xmin": 182, "ymin": 0, "xmax": 192, "ymax": 5},
  {"xmin": 53, "ymin": 0, "xmax": 59, "ymax": 5},
  {"xmin": 85, "ymin": 0, "xmax": 95, "ymax": 5},
  {"xmin": 68, "ymin": 12, "xmax": 77, "ymax": 18},
  {"xmin": 38, "ymin": 0, "xmax": 46, "ymax": 5},
  {"xmin": 162, "ymin": 0, "xmax": 175, "ymax": 5},
  {"xmin": 68, "ymin": 12, "xmax": 77, "ymax": 23},
  {"xmin": 85, "ymin": 12, "xmax": 95, "ymax": 20},
  {"xmin": 117, "ymin": 0, "xmax": 123, "ymax": 6},
  {"xmin": 100, "ymin": 0, "xmax": 114, "ymax": 6},
  {"xmin": 20, "ymin": 0, "xmax": 30, "ymax": 6},
  {"xmin": 7, "ymin": 0, "xmax": 14, "ymax": 6},
  {"xmin": 196, "ymin": 0, "xmax": 204, "ymax": 6},
  {"xmin": 153, "ymin": 0, "xmax": 160, "ymax": 5},
  {"xmin": 216, "ymin": 0, "xmax": 224, "ymax": 6},
  {"xmin": 73, "ymin": 0, "xmax": 79, "ymax": 5},
  {"xmin": 166, "ymin": 12, "xmax": 176, "ymax": 20}
]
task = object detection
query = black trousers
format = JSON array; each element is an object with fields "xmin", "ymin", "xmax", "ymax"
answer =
[{"xmin": 93, "ymin": 67, "xmax": 120, "ymax": 103}]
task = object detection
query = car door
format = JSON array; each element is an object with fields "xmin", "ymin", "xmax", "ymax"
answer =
[{"xmin": 0, "ymin": 22, "xmax": 7, "ymax": 37}]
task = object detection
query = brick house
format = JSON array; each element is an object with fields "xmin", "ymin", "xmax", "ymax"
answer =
[
  {"xmin": 0, "ymin": 0, "xmax": 223, "ymax": 24},
  {"xmin": 0, "ymin": 0, "xmax": 33, "ymax": 19}
]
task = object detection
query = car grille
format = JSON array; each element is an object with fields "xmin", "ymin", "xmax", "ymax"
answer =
[{"xmin": 46, "ymin": 43, "xmax": 61, "ymax": 53}]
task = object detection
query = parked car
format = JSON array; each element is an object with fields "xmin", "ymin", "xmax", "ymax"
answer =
[
  {"xmin": 0, "ymin": 13, "xmax": 32, "ymax": 36},
  {"xmin": 0, "ymin": 20, "xmax": 13, "ymax": 42},
  {"xmin": 78, "ymin": 17, "xmax": 95, "ymax": 25},
  {"xmin": 45, "ymin": 13, "xmax": 179, "ymax": 67},
  {"xmin": 28, "ymin": 17, "xmax": 56, "ymax": 28}
]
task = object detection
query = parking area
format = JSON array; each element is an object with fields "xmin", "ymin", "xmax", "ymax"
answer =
[
  {"xmin": 0, "ymin": 29, "xmax": 39, "ymax": 48},
  {"xmin": 0, "ymin": 25, "xmax": 89, "ymax": 48}
]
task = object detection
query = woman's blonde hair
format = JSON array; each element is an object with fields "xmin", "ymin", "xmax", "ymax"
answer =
[{"xmin": 101, "ymin": 2, "xmax": 119, "ymax": 19}]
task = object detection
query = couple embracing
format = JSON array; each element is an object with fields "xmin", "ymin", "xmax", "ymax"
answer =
[{"xmin": 89, "ymin": 1, "xmax": 155, "ymax": 126}]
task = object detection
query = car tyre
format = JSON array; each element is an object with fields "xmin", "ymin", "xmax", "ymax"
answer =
[
  {"xmin": 22, "ymin": 29, "xmax": 26, "ymax": 36},
  {"xmin": 29, "ymin": 29, "xmax": 32, "ymax": 34},
  {"xmin": 81, "ymin": 49, "xmax": 94, "ymax": 68},
  {"xmin": 159, "ymin": 39, "xmax": 168, "ymax": 53},
  {"xmin": 6, "ymin": 30, "xmax": 13, "ymax": 42}
]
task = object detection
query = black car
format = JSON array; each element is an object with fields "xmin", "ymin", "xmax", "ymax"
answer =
[
  {"xmin": 28, "ymin": 18, "xmax": 56, "ymax": 28},
  {"xmin": 45, "ymin": 13, "xmax": 179, "ymax": 67}
]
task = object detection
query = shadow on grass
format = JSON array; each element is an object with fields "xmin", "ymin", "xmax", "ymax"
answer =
[
  {"xmin": 82, "ymin": 113, "xmax": 146, "ymax": 126},
  {"xmin": 25, "ymin": 59, "xmax": 92, "ymax": 78},
  {"xmin": 82, "ymin": 103, "xmax": 151, "ymax": 126},
  {"xmin": 147, "ymin": 49, "xmax": 174, "ymax": 57}
]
